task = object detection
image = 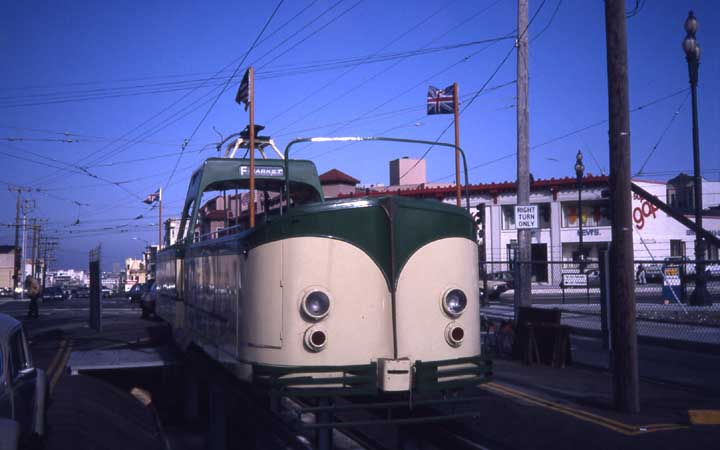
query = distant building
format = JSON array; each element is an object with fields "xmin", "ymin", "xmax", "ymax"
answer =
[
  {"xmin": 49, "ymin": 269, "xmax": 88, "ymax": 287},
  {"xmin": 390, "ymin": 157, "xmax": 426, "ymax": 186},
  {"xmin": 666, "ymin": 173, "xmax": 720, "ymax": 214},
  {"xmin": 334, "ymin": 161, "xmax": 720, "ymax": 285},
  {"xmin": 164, "ymin": 218, "xmax": 182, "ymax": 247},
  {"xmin": 319, "ymin": 169, "xmax": 360, "ymax": 199},
  {"xmin": 143, "ymin": 246, "xmax": 159, "ymax": 281},
  {"xmin": 122, "ymin": 258, "xmax": 145, "ymax": 292},
  {"xmin": 0, "ymin": 246, "xmax": 15, "ymax": 290},
  {"xmin": 101, "ymin": 272, "xmax": 120, "ymax": 292}
]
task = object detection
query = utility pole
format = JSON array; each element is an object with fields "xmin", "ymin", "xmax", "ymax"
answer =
[
  {"xmin": 604, "ymin": 0, "xmax": 640, "ymax": 413},
  {"xmin": 9, "ymin": 186, "xmax": 30, "ymax": 294},
  {"xmin": 32, "ymin": 223, "xmax": 40, "ymax": 278},
  {"xmin": 515, "ymin": 0, "xmax": 532, "ymax": 311},
  {"xmin": 21, "ymin": 215, "xmax": 27, "ymax": 300}
]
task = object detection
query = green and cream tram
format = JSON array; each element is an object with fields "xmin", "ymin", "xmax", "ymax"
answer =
[{"xmin": 156, "ymin": 136, "xmax": 489, "ymax": 396}]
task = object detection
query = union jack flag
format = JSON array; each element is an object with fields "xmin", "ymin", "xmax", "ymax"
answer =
[
  {"xmin": 427, "ymin": 85, "xmax": 455, "ymax": 115},
  {"xmin": 143, "ymin": 189, "xmax": 160, "ymax": 205}
]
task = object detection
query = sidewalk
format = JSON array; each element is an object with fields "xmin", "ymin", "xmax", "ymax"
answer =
[
  {"xmin": 481, "ymin": 302, "xmax": 720, "ymax": 346},
  {"xmin": 458, "ymin": 358, "xmax": 720, "ymax": 449}
]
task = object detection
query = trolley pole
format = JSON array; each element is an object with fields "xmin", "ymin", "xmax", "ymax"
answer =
[
  {"xmin": 453, "ymin": 82, "xmax": 462, "ymax": 207},
  {"xmin": 158, "ymin": 188, "xmax": 163, "ymax": 250},
  {"xmin": 604, "ymin": 0, "xmax": 640, "ymax": 413},
  {"xmin": 515, "ymin": 0, "xmax": 532, "ymax": 310},
  {"xmin": 248, "ymin": 67, "xmax": 256, "ymax": 229}
]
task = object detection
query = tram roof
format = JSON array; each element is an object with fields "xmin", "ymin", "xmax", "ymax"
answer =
[{"xmin": 185, "ymin": 157, "xmax": 324, "ymax": 203}]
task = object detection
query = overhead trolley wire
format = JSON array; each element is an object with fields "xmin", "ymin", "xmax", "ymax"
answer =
[
  {"xmin": 164, "ymin": 0, "xmax": 286, "ymax": 190},
  {"xmin": 429, "ymin": 87, "xmax": 692, "ymax": 182},
  {"xmin": 635, "ymin": 90, "xmax": 691, "ymax": 176},
  {"xmin": 395, "ymin": 0, "xmax": 552, "ymax": 182},
  {"xmin": 273, "ymin": 0, "xmax": 507, "ymax": 138}
]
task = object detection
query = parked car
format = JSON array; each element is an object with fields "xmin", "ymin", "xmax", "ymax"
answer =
[
  {"xmin": 481, "ymin": 271, "xmax": 514, "ymax": 299},
  {"xmin": 643, "ymin": 264, "xmax": 663, "ymax": 283},
  {"xmin": 126, "ymin": 283, "xmax": 145, "ymax": 303},
  {"xmin": 585, "ymin": 269, "xmax": 600, "ymax": 287},
  {"xmin": 101, "ymin": 287, "xmax": 112, "ymax": 298},
  {"xmin": 140, "ymin": 280, "xmax": 157, "ymax": 319},
  {"xmin": 0, "ymin": 313, "xmax": 47, "ymax": 449},
  {"xmin": 0, "ymin": 287, "xmax": 12, "ymax": 298},
  {"xmin": 42, "ymin": 286, "xmax": 66, "ymax": 302},
  {"xmin": 74, "ymin": 287, "xmax": 90, "ymax": 298},
  {"xmin": 706, "ymin": 264, "xmax": 720, "ymax": 280}
]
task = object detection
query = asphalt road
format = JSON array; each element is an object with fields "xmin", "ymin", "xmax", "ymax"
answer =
[{"xmin": 3, "ymin": 294, "xmax": 719, "ymax": 450}]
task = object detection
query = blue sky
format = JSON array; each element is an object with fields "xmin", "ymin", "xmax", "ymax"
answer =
[{"xmin": 1, "ymin": 0, "xmax": 718, "ymax": 269}]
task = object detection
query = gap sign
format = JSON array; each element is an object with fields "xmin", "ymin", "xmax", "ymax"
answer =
[{"xmin": 515, "ymin": 205, "xmax": 538, "ymax": 229}]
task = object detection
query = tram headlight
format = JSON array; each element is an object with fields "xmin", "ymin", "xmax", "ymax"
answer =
[
  {"xmin": 302, "ymin": 290, "xmax": 331, "ymax": 320},
  {"xmin": 442, "ymin": 289, "xmax": 467, "ymax": 317}
]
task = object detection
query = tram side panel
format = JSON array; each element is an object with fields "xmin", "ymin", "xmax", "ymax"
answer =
[{"xmin": 156, "ymin": 249, "xmax": 180, "ymax": 327}]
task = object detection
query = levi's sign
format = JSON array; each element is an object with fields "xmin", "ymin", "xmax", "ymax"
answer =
[
  {"xmin": 515, "ymin": 205, "xmax": 538, "ymax": 229},
  {"xmin": 240, "ymin": 166, "xmax": 284, "ymax": 177}
]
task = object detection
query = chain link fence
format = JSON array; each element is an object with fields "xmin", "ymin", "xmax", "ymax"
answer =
[{"xmin": 480, "ymin": 258, "xmax": 720, "ymax": 354}]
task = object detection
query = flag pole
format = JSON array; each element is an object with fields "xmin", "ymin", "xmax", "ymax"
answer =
[
  {"xmin": 158, "ymin": 187, "xmax": 163, "ymax": 250},
  {"xmin": 248, "ymin": 67, "xmax": 256, "ymax": 228},
  {"xmin": 453, "ymin": 82, "xmax": 461, "ymax": 207}
]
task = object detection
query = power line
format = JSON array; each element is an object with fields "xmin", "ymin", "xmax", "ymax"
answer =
[
  {"xmin": 635, "ymin": 90, "xmax": 690, "ymax": 176},
  {"xmin": 429, "ymin": 87, "xmax": 692, "ymax": 182},
  {"xmin": 397, "ymin": 0, "xmax": 550, "ymax": 182},
  {"xmin": 273, "ymin": 0, "xmax": 506, "ymax": 138},
  {"xmin": 164, "ymin": 0, "xmax": 286, "ymax": 190}
]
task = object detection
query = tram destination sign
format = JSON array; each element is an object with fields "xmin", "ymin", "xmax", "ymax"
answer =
[
  {"xmin": 240, "ymin": 166, "xmax": 284, "ymax": 177},
  {"xmin": 515, "ymin": 205, "xmax": 538, "ymax": 229}
]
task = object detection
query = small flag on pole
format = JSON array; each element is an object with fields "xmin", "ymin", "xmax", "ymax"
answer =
[
  {"xmin": 235, "ymin": 69, "xmax": 250, "ymax": 110},
  {"xmin": 143, "ymin": 190, "xmax": 160, "ymax": 205},
  {"xmin": 427, "ymin": 85, "xmax": 455, "ymax": 115}
]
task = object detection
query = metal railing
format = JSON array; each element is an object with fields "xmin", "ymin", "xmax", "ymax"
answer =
[{"xmin": 480, "ymin": 258, "xmax": 720, "ymax": 349}]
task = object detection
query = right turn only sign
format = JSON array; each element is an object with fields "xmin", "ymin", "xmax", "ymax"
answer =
[{"xmin": 515, "ymin": 205, "xmax": 538, "ymax": 229}]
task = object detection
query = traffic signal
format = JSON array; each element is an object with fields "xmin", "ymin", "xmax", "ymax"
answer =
[{"xmin": 474, "ymin": 203, "xmax": 485, "ymax": 229}]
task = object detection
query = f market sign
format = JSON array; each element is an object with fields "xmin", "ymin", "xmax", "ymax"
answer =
[{"xmin": 240, "ymin": 166, "xmax": 284, "ymax": 177}]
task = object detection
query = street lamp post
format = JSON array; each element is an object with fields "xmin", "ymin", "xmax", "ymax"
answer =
[
  {"xmin": 575, "ymin": 150, "xmax": 585, "ymax": 270},
  {"xmin": 683, "ymin": 11, "xmax": 710, "ymax": 306}
]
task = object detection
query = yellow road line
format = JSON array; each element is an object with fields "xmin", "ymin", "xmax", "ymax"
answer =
[
  {"xmin": 45, "ymin": 339, "xmax": 67, "ymax": 379},
  {"xmin": 688, "ymin": 410, "xmax": 720, "ymax": 425},
  {"xmin": 482, "ymin": 382, "xmax": 687, "ymax": 436},
  {"xmin": 49, "ymin": 340, "xmax": 73, "ymax": 394}
]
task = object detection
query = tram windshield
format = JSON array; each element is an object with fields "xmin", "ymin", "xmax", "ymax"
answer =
[{"xmin": 176, "ymin": 157, "xmax": 323, "ymax": 243}]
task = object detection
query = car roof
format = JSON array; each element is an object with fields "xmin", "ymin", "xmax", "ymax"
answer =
[{"xmin": 0, "ymin": 313, "xmax": 21, "ymax": 341}]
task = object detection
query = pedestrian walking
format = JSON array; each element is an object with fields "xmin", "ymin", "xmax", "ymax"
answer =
[
  {"xmin": 636, "ymin": 264, "xmax": 646, "ymax": 285},
  {"xmin": 25, "ymin": 275, "xmax": 41, "ymax": 318}
]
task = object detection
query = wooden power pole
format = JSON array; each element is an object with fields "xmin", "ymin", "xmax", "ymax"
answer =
[
  {"xmin": 604, "ymin": 0, "xmax": 640, "ymax": 413},
  {"xmin": 515, "ymin": 0, "xmax": 532, "ymax": 310}
]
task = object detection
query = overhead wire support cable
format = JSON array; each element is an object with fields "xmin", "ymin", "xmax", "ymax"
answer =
[
  {"xmin": 398, "ymin": 0, "xmax": 550, "ymax": 182},
  {"xmin": 273, "ymin": 0, "xmax": 506, "ymax": 139},
  {"xmin": 635, "ymin": 90, "xmax": 691, "ymax": 176},
  {"xmin": 429, "ymin": 87, "xmax": 692, "ymax": 182},
  {"xmin": 164, "ymin": 0, "xmax": 286, "ymax": 190}
]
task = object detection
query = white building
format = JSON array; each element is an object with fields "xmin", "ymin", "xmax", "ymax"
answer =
[{"xmin": 335, "ymin": 163, "xmax": 720, "ymax": 286}]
